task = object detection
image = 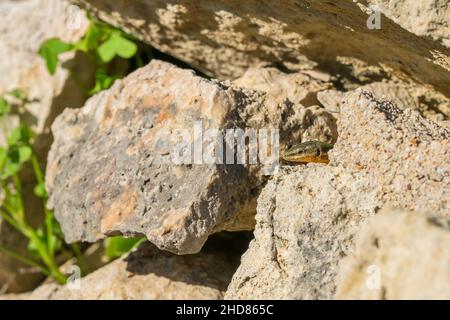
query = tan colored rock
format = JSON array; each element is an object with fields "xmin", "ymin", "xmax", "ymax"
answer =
[
  {"xmin": 336, "ymin": 209, "xmax": 450, "ymax": 300},
  {"xmin": 368, "ymin": 0, "xmax": 450, "ymax": 47},
  {"xmin": 225, "ymin": 90, "xmax": 450, "ymax": 299},
  {"xmin": 234, "ymin": 67, "xmax": 338, "ymax": 144},
  {"xmin": 46, "ymin": 60, "xmax": 336, "ymax": 254},
  {"xmin": 0, "ymin": 0, "xmax": 88, "ymax": 293},
  {"xmin": 71, "ymin": 0, "xmax": 450, "ymax": 101},
  {"xmin": 3, "ymin": 237, "xmax": 244, "ymax": 300},
  {"xmin": 318, "ymin": 80, "xmax": 450, "ymax": 125},
  {"xmin": 332, "ymin": 90, "xmax": 450, "ymax": 215}
]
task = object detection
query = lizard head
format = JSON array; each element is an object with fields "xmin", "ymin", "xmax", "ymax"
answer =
[{"xmin": 282, "ymin": 141, "xmax": 334, "ymax": 164}]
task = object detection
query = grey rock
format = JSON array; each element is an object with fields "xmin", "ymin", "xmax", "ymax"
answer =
[
  {"xmin": 46, "ymin": 60, "xmax": 337, "ymax": 254},
  {"xmin": 225, "ymin": 90, "xmax": 450, "ymax": 299}
]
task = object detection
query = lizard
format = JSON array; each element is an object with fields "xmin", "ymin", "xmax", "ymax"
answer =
[{"xmin": 281, "ymin": 141, "xmax": 334, "ymax": 164}]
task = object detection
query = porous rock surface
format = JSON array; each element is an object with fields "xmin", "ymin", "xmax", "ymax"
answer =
[
  {"xmin": 368, "ymin": 0, "xmax": 450, "ymax": 47},
  {"xmin": 225, "ymin": 90, "xmax": 450, "ymax": 299},
  {"xmin": 71, "ymin": 0, "xmax": 450, "ymax": 101},
  {"xmin": 46, "ymin": 60, "xmax": 337, "ymax": 254},
  {"xmin": 318, "ymin": 81, "xmax": 450, "ymax": 124},
  {"xmin": 336, "ymin": 209, "xmax": 450, "ymax": 300}
]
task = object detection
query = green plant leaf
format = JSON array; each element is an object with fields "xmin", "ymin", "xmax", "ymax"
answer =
[
  {"xmin": 18, "ymin": 146, "xmax": 32, "ymax": 163},
  {"xmin": 8, "ymin": 126, "xmax": 32, "ymax": 146},
  {"xmin": 27, "ymin": 229, "xmax": 46, "ymax": 259},
  {"xmin": 75, "ymin": 22, "xmax": 102, "ymax": 52},
  {"xmin": 0, "ymin": 148, "xmax": 7, "ymax": 165},
  {"xmin": 89, "ymin": 69, "xmax": 119, "ymax": 95},
  {"xmin": 97, "ymin": 33, "xmax": 137, "ymax": 63},
  {"xmin": 34, "ymin": 182, "xmax": 47, "ymax": 198},
  {"xmin": 2, "ymin": 161, "xmax": 20, "ymax": 179},
  {"xmin": 0, "ymin": 97, "xmax": 10, "ymax": 117},
  {"xmin": 97, "ymin": 36, "xmax": 117, "ymax": 63},
  {"xmin": 7, "ymin": 89, "xmax": 27, "ymax": 101},
  {"xmin": 38, "ymin": 39, "xmax": 73, "ymax": 75},
  {"xmin": 114, "ymin": 35, "xmax": 138, "ymax": 59},
  {"xmin": 104, "ymin": 236, "xmax": 145, "ymax": 259}
]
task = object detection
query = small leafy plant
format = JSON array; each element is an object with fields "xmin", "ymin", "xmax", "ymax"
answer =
[
  {"xmin": 38, "ymin": 16, "xmax": 148, "ymax": 95},
  {"xmin": 103, "ymin": 236, "xmax": 145, "ymax": 260},
  {"xmin": 0, "ymin": 90, "xmax": 79, "ymax": 284}
]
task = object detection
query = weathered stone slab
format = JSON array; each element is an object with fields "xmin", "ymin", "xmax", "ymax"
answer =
[
  {"xmin": 225, "ymin": 90, "xmax": 450, "ymax": 299},
  {"xmin": 71, "ymin": 0, "xmax": 450, "ymax": 100}
]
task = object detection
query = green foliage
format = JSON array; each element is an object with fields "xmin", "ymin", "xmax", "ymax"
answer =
[
  {"xmin": 104, "ymin": 236, "xmax": 145, "ymax": 260},
  {"xmin": 38, "ymin": 39, "xmax": 73, "ymax": 75},
  {"xmin": 0, "ymin": 90, "xmax": 68, "ymax": 284},
  {"xmin": 38, "ymin": 16, "xmax": 140, "ymax": 94}
]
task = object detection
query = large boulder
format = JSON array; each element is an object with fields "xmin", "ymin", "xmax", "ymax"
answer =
[
  {"xmin": 70, "ymin": 0, "xmax": 450, "ymax": 102},
  {"xmin": 225, "ymin": 90, "xmax": 450, "ymax": 299},
  {"xmin": 45, "ymin": 60, "xmax": 337, "ymax": 254}
]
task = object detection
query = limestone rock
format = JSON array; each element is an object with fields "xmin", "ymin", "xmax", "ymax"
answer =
[
  {"xmin": 225, "ymin": 90, "xmax": 450, "ymax": 299},
  {"xmin": 368, "ymin": 0, "xmax": 450, "ymax": 47},
  {"xmin": 336, "ymin": 209, "xmax": 450, "ymax": 300},
  {"xmin": 5, "ymin": 236, "xmax": 245, "ymax": 300},
  {"xmin": 46, "ymin": 60, "xmax": 336, "ymax": 254},
  {"xmin": 332, "ymin": 90, "xmax": 450, "ymax": 215},
  {"xmin": 234, "ymin": 67, "xmax": 338, "ymax": 144},
  {"xmin": 318, "ymin": 81, "xmax": 450, "ymax": 123},
  {"xmin": 360, "ymin": 82, "xmax": 450, "ymax": 122},
  {"xmin": 71, "ymin": 0, "xmax": 450, "ymax": 101}
]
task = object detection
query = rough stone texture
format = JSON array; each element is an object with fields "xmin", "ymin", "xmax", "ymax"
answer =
[
  {"xmin": 0, "ymin": 0, "xmax": 88, "ymax": 293},
  {"xmin": 3, "ymin": 235, "xmax": 246, "ymax": 300},
  {"xmin": 368, "ymin": 0, "xmax": 450, "ymax": 47},
  {"xmin": 360, "ymin": 81, "xmax": 450, "ymax": 122},
  {"xmin": 71, "ymin": 0, "xmax": 450, "ymax": 101},
  {"xmin": 233, "ymin": 67, "xmax": 338, "ymax": 144},
  {"xmin": 317, "ymin": 80, "xmax": 450, "ymax": 124},
  {"xmin": 336, "ymin": 209, "xmax": 450, "ymax": 300},
  {"xmin": 225, "ymin": 90, "xmax": 450, "ymax": 299},
  {"xmin": 46, "ymin": 60, "xmax": 336, "ymax": 254},
  {"xmin": 332, "ymin": 90, "xmax": 450, "ymax": 214}
]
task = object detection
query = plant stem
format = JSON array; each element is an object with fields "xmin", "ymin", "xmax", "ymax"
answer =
[
  {"xmin": 31, "ymin": 155, "xmax": 53, "ymax": 253},
  {"xmin": 0, "ymin": 209, "xmax": 21, "ymax": 232},
  {"xmin": 0, "ymin": 243, "xmax": 49, "ymax": 275},
  {"xmin": 26, "ymin": 228, "xmax": 66, "ymax": 284},
  {"xmin": 70, "ymin": 243, "xmax": 88, "ymax": 275},
  {"xmin": 12, "ymin": 173, "xmax": 25, "ymax": 222}
]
